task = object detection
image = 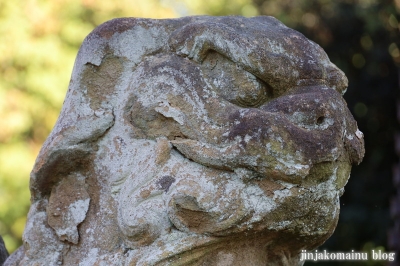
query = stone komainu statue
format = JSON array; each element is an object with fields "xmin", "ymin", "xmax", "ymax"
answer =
[{"xmin": 4, "ymin": 16, "xmax": 364, "ymax": 266}]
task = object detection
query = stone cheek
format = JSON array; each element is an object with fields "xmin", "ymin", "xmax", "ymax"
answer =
[{"xmin": 9, "ymin": 16, "xmax": 365, "ymax": 266}]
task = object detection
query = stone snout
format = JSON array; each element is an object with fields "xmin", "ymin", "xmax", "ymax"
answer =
[
  {"xmin": 128, "ymin": 53, "xmax": 364, "ymax": 188},
  {"xmin": 117, "ymin": 53, "xmax": 365, "ymax": 259},
  {"xmin": 119, "ymin": 90, "xmax": 363, "ymax": 255},
  {"xmin": 170, "ymin": 86, "xmax": 364, "ymax": 185}
]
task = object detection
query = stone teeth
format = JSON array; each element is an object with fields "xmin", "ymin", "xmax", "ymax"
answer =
[{"xmin": 355, "ymin": 129, "xmax": 364, "ymax": 139}]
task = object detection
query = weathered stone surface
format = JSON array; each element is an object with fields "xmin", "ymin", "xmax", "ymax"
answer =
[
  {"xmin": 6, "ymin": 16, "xmax": 364, "ymax": 265},
  {"xmin": 0, "ymin": 235, "xmax": 9, "ymax": 265}
]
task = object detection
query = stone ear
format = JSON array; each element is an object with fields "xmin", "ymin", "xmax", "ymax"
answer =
[{"xmin": 30, "ymin": 110, "xmax": 114, "ymax": 200}]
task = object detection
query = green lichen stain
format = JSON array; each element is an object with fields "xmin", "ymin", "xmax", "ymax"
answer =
[
  {"xmin": 334, "ymin": 161, "xmax": 352, "ymax": 189},
  {"xmin": 304, "ymin": 162, "xmax": 336, "ymax": 187}
]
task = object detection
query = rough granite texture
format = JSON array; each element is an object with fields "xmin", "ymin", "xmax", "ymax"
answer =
[{"xmin": 5, "ymin": 16, "xmax": 364, "ymax": 266}]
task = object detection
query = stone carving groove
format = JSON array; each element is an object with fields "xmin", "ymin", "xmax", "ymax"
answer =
[{"xmin": 4, "ymin": 16, "xmax": 364, "ymax": 266}]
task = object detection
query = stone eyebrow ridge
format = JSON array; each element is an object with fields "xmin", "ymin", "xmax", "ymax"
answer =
[{"xmin": 168, "ymin": 16, "xmax": 348, "ymax": 96}]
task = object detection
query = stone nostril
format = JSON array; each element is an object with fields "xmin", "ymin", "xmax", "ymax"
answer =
[{"xmin": 316, "ymin": 116, "xmax": 325, "ymax": 125}]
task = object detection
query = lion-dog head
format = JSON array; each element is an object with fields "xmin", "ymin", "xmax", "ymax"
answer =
[{"xmin": 20, "ymin": 16, "xmax": 364, "ymax": 265}]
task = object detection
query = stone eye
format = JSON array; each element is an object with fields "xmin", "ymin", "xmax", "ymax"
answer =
[
  {"xmin": 231, "ymin": 68, "xmax": 270, "ymax": 107},
  {"xmin": 202, "ymin": 51, "xmax": 272, "ymax": 108}
]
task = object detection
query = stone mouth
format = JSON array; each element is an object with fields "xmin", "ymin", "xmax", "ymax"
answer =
[
  {"xmin": 125, "ymin": 223, "xmax": 321, "ymax": 266},
  {"xmin": 170, "ymin": 138, "xmax": 240, "ymax": 173},
  {"xmin": 170, "ymin": 138, "xmax": 310, "ymax": 184}
]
